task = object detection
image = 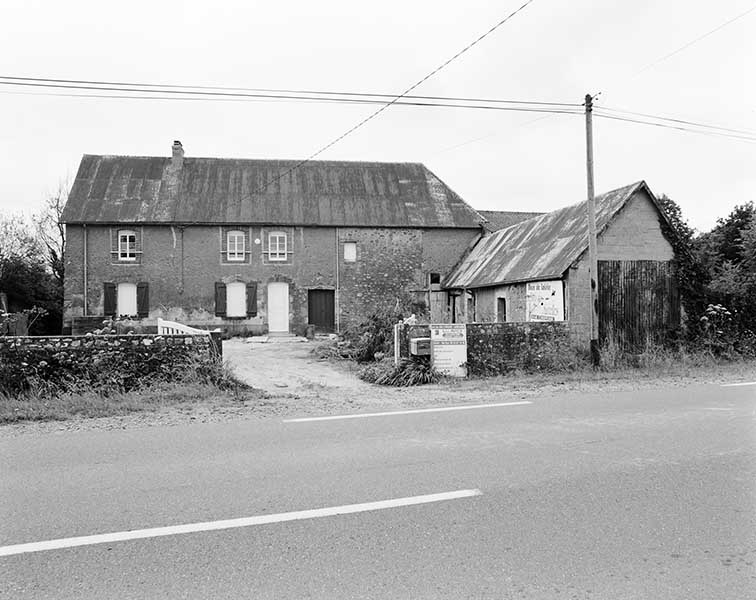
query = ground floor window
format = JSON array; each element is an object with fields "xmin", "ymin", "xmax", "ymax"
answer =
[
  {"xmin": 226, "ymin": 282, "xmax": 246, "ymax": 317},
  {"xmin": 104, "ymin": 281, "xmax": 149, "ymax": 318},
  {"xmin": 214, "ymin": 281, "xmax": 258, "ymax": 318}
]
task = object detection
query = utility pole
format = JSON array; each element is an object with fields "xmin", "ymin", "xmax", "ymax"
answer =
[{"xmin": 584, "ymin": 93, "xmax": 600, "ymax": 367}]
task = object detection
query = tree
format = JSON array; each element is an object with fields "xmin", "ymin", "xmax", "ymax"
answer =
[
  {"xmin": 694, "ymin": 202, "xmax": 756, "ymax": 336},
  {"xmin": 0, "ymin": 213, "xmax": 61, "ymax": 334},
  {"xmin": 33, "ymin": 180, "xmax": 67, "ymax": 287}
]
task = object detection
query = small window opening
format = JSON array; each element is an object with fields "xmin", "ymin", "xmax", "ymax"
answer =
[{"xmin": 343, "ymin": 241, "xmax": 357, "ymax": 262}]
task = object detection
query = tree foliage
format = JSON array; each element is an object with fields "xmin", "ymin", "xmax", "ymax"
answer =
[{"xmin": 0, "ymin": 196, "xmax": 64, "ymax": 335}]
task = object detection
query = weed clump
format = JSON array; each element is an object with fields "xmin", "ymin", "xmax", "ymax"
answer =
[{"xmin": 358, "ymin": 356, "xmax": 440, "ymax": 387}]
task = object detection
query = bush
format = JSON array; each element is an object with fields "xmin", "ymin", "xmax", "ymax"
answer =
[
  {"xmin": 358, "ymin": 356, "xmax": 440, "ymax": 386},
  {"xmin": 339, "ymin": 294, "xmax": 427, "ymax": 363}
]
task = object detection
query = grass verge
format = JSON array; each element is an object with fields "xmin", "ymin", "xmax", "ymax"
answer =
[{"xmin": 0, "ymin": 382, "xmax": 267, "ymax": 424}]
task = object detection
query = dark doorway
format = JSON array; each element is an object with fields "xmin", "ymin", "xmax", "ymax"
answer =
[{"xmin": 308, "ymin": 289, "xmax": 335, "ymax": 332}]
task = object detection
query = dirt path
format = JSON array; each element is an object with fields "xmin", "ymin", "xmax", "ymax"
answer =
[{"xmin": 224, "ymin": 337, "xmax": 371, "ymax": 395}]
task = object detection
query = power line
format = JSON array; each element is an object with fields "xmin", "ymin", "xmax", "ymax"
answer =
[
  {"xmin": 0, "ymin": 88, "xmax": 583, "ymax": 115},
  {"xmin": 631, "ymin": 4, "xmax": 756, "ymax": 78},
  {"xmin": 593, "ymin": 111, "xmax": 756, "ymax": 142},
  {"xmin": 597, "ymin": 105, "xmax": 756, "ymax": 137},
  {"xmin": 0, "ymin": 75, "xmax": 575, "ymax": 107},
  {"xmin": 252, "ymin": 0, "xmax": 538, "ymax": 193}
]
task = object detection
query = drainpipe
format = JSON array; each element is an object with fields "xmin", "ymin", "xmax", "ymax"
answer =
[
  {"xmin": 335, "ymin": 227, "xmax": 340, "ymax": 333},
  {"xmin": 82, "ymin": 224, "xmax": 88, "ymax": 316}
]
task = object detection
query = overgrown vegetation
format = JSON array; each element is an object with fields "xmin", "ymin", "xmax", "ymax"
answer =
[
  {"xmin": 358, "ymin": 356, "xmax": 441, "ymax": 386},
  {"xmin": 659, "ymin": 196, "xmax": 756, "ymax": 351}
]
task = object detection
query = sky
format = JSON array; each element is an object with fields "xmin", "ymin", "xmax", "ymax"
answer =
[{"xmin": 1, "ymin": 0, "xmax": 753, "ymax": 233}]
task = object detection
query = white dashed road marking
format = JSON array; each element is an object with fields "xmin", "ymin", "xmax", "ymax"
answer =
[
  {"xmin": 0, "ymin": 489, "xmax": 483, "ymax": 558},
  {"xmin": 721, "ymin": 382, "xmax": 756, "ymax": 387}
]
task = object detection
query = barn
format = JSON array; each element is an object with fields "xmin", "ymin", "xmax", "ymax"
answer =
[{"xmin": 443, "ymin": 181, "xmax": 681, "ymax": 349}]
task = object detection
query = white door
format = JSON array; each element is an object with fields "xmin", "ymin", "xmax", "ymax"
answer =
[{"xmin": 267, "ymin": 282, "xmax": 289, "ymax": 333}]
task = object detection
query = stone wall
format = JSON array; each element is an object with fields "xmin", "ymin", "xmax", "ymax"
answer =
[
  {"xmin": 0, "ymin": 333, "xmax": 221, "ymax": 394},
  {"xmin": 398, "ymin": 321, "xmax": 572, "ymax": 375}
]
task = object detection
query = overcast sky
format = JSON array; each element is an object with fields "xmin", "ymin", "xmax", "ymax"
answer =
[{"xmin": 1, "ymin": 0, "xmax": 753, "ymax": 232}]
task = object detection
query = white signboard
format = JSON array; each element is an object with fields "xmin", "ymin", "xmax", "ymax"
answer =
[
  {"xmin": 526, "ymin": 280, "xmax": 565, "ymax": 322},
  {"xmin": 430, "ymin": 323, "xmax": 467, "ymax": 378}
]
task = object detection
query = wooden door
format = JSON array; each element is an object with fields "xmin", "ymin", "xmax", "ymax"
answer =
[{"xmin": 308, "ymin": 289, "xmax": 335, "ymax": 332}]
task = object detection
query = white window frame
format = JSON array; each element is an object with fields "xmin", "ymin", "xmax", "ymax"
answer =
[
  {"xmin": 268, "ymin": 231, "xmax": 287, "ymax": 262},
  {"xmin": 118, "ymin": 230, "xmax": 137, "ymax": 261},
  {"xmin": 343, "ymin": 241, "xmax": 357, "ymax": 262},
  {"xmin": 227, "ymin": 230, "xmax": 246, "ymax": 262}
]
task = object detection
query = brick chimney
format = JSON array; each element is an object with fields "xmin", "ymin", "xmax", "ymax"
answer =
[{"xmin": 171, "ymin": 140, "xmax": 184, "ymax": 167}]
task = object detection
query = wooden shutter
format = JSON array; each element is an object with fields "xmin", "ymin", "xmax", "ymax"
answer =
[
  {"xmin": 246, "ymin": 282, "xmax": 258, "ymax": 317},
  {"xmin": 103, "ymin": 282, "xmax": 116, "ymax": 316},
  {"xmin": 136, "ymin": 282, "xmax": 149, "ymax": 318},
  {"xmin": 215, "ymin": 282, "xmax": 227, "ymax": 317}
]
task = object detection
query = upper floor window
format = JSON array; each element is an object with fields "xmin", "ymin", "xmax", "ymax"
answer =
[
  {"xmin": 268, "ymin": 231, "xmax": 287, "ymax": 261},
  {"xmin": 343, "ymin": 241, "xmax": 357, "ymax": 262},
  {"xmin": 118, "ymin": 230, "xmax": 137, "ymax": 261},
  {"xmin": 227, "ymin": 230, "xmax": 246, "ymax": 261}
]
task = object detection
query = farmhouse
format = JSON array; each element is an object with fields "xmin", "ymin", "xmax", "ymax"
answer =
[
  {"xmin": 61, "ymin": 142, "xmax": 485, "ymax": 335},
  {"xmin": 443, "ymin": 181, "xmax": 681, "ymax": 348}
]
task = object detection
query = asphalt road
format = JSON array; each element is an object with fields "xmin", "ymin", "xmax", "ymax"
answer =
[{"xmin": 1, "ymin": 382, "xmax": 755, "ymax": 599}]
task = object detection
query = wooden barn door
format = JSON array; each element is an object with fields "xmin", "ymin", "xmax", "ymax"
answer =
[
  {"xmin": 598, "ymin": 260, "xmax": 680, "ymax": 350},
  {"xmin": 308, "ymin": 289, "xmax": 335, "ymax": 333}
]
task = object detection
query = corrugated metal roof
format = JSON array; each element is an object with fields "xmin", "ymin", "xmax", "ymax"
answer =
[
  {"xmin": 61, "ymin": 154, "xmax": 484, "ymax": 228},
  {"xmin": 478, "ymin": 210, "xmax": 545, "ymax": 232},
  {"xmin": 444, "ymin": 181, "xmax": 657, "ymax": 289}
]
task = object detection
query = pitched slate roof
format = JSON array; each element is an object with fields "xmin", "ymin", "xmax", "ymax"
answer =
[
  {"xmin": 478, "ymin": 210, "xmax": 545, "ymax": 232},
  {"xmin": 61, "ymin": 154, "xmax": 484, "ymax": 228},
  {"xmin": 445, "ymin": 181, "xmax": 665, "ymax": 289}
]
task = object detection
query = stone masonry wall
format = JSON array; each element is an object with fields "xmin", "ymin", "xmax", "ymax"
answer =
[
  {"xmin": 0, "ymin": 334, "xmax": 219, "ymax": 394},
  {"xmin": 398, "ymin": 321, "xmax": 571, "ymax": 374}
]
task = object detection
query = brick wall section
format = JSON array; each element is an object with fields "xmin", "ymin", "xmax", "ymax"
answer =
[
  {"xmin": 397, "ymin": 321, "xmax": 571, "ymax": 374},
  {"xmin": 64, "ymin": 225, "xmax": 480, "ymax": 335}
]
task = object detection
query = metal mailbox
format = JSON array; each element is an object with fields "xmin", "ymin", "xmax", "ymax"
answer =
[{"xmin": 409, "ymin": 337, "xmax": 431, "ymax": 356}]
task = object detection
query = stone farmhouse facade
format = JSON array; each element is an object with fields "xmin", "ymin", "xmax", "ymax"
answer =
[
  {"xmin": 60, "ymin": 142, "xmax": 485, "ymax": 335},
  {"xmin": 444, "ymin": 181, "xmax": 681, "ymax": 348}
]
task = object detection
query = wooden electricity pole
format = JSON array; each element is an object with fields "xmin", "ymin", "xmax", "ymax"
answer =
[{"xmin": 584, "ymin": 94, "xmax": 600, "ymax": 366}]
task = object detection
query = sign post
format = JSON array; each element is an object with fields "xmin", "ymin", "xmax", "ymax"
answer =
[{"xmin": 430, "ymin": 324, "xmax": 467, "ymax": 378}]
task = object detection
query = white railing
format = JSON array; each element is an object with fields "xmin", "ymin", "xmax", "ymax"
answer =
[{"xmin": 157, "ymin": 318, "xmax": 219, "ymax": 336}]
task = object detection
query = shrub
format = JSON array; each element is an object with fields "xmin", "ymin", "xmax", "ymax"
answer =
[
  {"xmin": 341, "ymin": 294, "xmax": 427, "ymax": 363},
  {"xmin": 358, "ymin": 356, "xmax": 440, "ymax": 386}
]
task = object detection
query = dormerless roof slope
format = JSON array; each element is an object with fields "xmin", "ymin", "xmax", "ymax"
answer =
[
  {"xmin": 61, "ymin": 155, "xmax": 485, "ymax": 228},
  {"xmin": 445, "ymin": 181, "xmax": 669, "ymax": 289},
  {"xmin": 478, "ymin": 210, "xmax": 545, "ymax": 232}
]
